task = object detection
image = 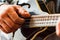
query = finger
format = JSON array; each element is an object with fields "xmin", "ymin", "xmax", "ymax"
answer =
[
  {"xmin": 56, "ymin": 20, "xmax": 60, "ymax": 36},
  {"xmin": 7, "ymin": 8, "xmax": 24, "ymax": 24},
  {"xmin": 13, "ymin": 5, "xmax": 31, "ymax": 18},
  {"xmin": 0, "ymin": 20, "xmax": 11, "ymax": 33},
  {"xmin": 3, "ymin": 16, "xmax": 14, "ymax": 28},
  {"xmin": 2, "ymin": 16, "xmax": 16, "ymax": 31},
  {"xmin": 2, "ymin": 16, "xmax": 21, "ymax": 32},
  {"xmin": 0, "ymin": 23, "xmax": 21, "ymax": 33},
  {"xmin": 0, "ymin": 26, "xmax": 10, "ymax": 33}
]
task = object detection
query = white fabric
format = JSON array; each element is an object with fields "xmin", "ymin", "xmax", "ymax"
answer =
[
  {"xmin": 13, "ymin": 29, "xmax": 26, "ymax": 40},
  {"xmin": 18, "ymin": 0, "xmax": 29, "ymax": 4}
]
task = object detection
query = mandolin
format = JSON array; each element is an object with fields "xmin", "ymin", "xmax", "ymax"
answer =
[{"xmin": 0, "ymin": 0, "xmax": 60, "ymax": 40}]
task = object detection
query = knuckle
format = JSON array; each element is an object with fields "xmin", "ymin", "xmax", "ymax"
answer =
[
  {"xmin": 7, "ymin": 7, "xmax": 14, "ymax": 12},
  {"xmin": 0, "ymin": 7, "xmax": 13, "ymax": 19},
  {"xmin": 0, "ymin": 12, "xmax": 7, "ymax": 19}
]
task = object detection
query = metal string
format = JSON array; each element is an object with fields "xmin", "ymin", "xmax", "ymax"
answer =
[{"xmin": 31, "ymin": 0, "xmax": 55, "ymax": 40}]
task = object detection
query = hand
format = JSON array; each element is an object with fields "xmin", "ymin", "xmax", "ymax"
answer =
[
  {"xmin": 56, "ymin": 19, "xmax": 60, "ymax": 36},
  {"xmin": 0, "ymin": 5, "xmax": 30, "ymax": 33}
]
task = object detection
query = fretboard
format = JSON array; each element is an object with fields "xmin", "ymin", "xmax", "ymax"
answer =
[{"xmin": 29, "ymin": 14, "xmax": 60, "ymax": 28}]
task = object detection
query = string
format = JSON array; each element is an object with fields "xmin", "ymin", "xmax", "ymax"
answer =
[
  {"xmin": 24, "ymin": 15, "xmax": 60, "ymax": 22},
  {"xmin": 24, "ymin": 18, "xmax": 58, "ymax": 24},
  {"xmin": 30, "ymin": 0, "xmax": 54, "ymax": 40}
]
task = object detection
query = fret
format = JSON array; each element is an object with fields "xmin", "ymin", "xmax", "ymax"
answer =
[{"xmin": 29, "ymin": 14, "xmax": 60, "ymax": 28}]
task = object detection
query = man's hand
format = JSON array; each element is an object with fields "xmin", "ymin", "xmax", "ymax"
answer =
[
  {"xmin": 56, "ymin": 19, "xmax": 60, "ymax": 36},
  {"xmin": 0, "ymin": 5, "xmax": 30, "ymax": 33}
]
